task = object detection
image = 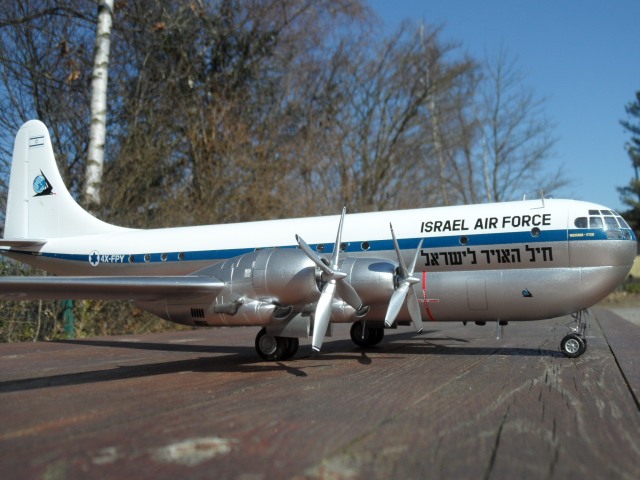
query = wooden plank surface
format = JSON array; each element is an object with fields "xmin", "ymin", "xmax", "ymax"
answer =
[{"xmin": 0, "ymin": 309, "xmax": 638, "ymax": 479}]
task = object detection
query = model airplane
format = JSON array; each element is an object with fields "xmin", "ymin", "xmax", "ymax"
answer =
[{"xmin": 0, "ymin": 120, "xmax": 636, "ymax": 360}]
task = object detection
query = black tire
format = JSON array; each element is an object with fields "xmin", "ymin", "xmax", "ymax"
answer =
[
  {"xmin": 577, "ymin": 336, "xmax": 587, "ymax": 356},
  {"xmin": 255, "ymin": 328, "xmax": 286, "ymax": 361},
  {"xmin": 560, "ymin": 333, "xmax": 586, "ymax": 358},
  {"xmin": 280, "ymin": 337, "xmax": 299, "ymax": 361},
  {"xmin": 350, "ymin": 321, "xmax": 384, "ymax": 347},
  {"xmin": 370, "ymin": 327, "xmax": 385, "ymax": 345}
]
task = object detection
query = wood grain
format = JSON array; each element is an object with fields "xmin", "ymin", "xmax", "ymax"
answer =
[{"xmin": 0, "ymin": 308, "xmax": 638, "ymax": 479}]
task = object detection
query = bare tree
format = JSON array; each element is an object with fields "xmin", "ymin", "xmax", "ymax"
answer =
[
  {"xmin": 85, "ymin": 0, "xmax": 114, "ymax": 208},
  {"xmin": 101, "ymin": 0, "xmax": 372, "ymax": 226},
  {"xmin": 472, "ymin": 51, "xmax": 562, "ymax": 202},
  {"xmin": 0, "ymin": 1, "xmax": 95, "ymax": 206},
  {"xmin": 313, "ymin": 23, "xmax": 475, "ymax": 212}
]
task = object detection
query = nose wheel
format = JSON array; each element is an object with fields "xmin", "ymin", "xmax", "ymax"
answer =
[
  {"xmin": 560, "ymin": 310, "xmax": 589, "ymax": 358},
  {"xmin": 560, "ymin": 333, "xmax": 587, "ymax": 358}
]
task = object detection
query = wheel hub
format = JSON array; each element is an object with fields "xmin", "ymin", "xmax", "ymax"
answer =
[
  {"xmin": 258, "ymin": 334, "xmax": 278, "ymax": 355},
  {"xmin": 564, "ymin": 338, "xmax": 581, "ymax": 355}
]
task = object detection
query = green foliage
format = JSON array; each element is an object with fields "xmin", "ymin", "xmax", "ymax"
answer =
[
  {"xmin": 618, "ymin": 90, "xmax": 640, "ymax": 236},
  {"xmin": 622, "ymin": 280, "xmax": 640, "ymax": 295},
  {"xmin": 0, "ymin": 259, "xmax": 187, "ymax": 342}
]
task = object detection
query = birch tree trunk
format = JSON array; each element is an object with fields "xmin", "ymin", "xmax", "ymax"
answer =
[{"xmin": 85, "ymin": 0, "xmax": 113, "ymax": 208}]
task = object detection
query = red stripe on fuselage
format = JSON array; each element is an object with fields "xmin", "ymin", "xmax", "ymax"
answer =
[{"xmin": 422, "ymin": 271, "xmax": 436, "ymax": 321}]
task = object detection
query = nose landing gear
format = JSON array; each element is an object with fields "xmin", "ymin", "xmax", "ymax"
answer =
[{"xmin": 560, "ymin": 310, "xmax": 589, "ymax": 358}]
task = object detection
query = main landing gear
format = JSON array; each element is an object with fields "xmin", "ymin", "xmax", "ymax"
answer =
[
  {"xmin": 255, "ymin": 328, "xmax": 299, "ymax": 361},
  {"xmin": 254, "ymin": 320, "xmax": 386, "ymax": 361},
  {"xmin": 350, "ymin": 320, "xmax": 384, "ymax": 347},
  {"xmin": 560, "ymin": 310, "xmax": 589, "ymax": 358}
]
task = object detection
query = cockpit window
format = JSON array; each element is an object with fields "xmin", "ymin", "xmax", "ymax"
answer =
[
  {"xmin": 604, "ymin": 216, "xmax": 618, "ymax": 229},
  {"xmin": 589, "ymin": 216, "xmax": 603, "ymax": 229},
  {"xmin": 614, "ymin": 213, "xmax": 631, "ymax": 228},
  {"xmin": 574, "ymin": 211, "xmax": 632, "ymax": 231}
]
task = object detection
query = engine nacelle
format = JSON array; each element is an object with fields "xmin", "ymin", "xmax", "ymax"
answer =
[
  {"xmin": 191, "ymin": 248, "xmax": 320, "ymax": 306},
  {"xmin": 340, "ymin": 257, "xmax": 397, "ymax": 305},
  {"xmin": 250, "ymin": 249, "xmax": 320, "ymax": 305}
]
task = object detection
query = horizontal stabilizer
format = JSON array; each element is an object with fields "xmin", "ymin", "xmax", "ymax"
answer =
[
  {"xmin": 0, "ymin": 276, "xmax": 224, "ymax": 301},
  {"xmin": 0, "ymin": 238, "xmax": 47, "ymax": 248}
]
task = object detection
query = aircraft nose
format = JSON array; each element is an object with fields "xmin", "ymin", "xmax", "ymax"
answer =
[
  {"xmin": 616, "ymin": 235, "xmax": 637, "ymax": 272},
  {"xmin": 575, "ymin": 239, "xmax": 636, "ymax": 308}
]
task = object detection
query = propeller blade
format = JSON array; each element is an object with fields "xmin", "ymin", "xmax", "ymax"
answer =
[
  {"xmin": 407, "ymin": 286, "xmax": 423, "ymax": 332},
  {"xmin": 336, "ymin": 279, "xmax": 363, "ymax": 311},
  {"xmin": 408, "ymin": 239, "xmax": 424, "ymax": 272},
  {"xmin": 390, "ymin": 224, "xmax": 408, "ymax": 277},
  {"xmin": 328, "ymin": 207, "xmax": 347, "ymax": 269},
  {"xmin": 312, "ymin": 281, "xmax": 336, "ymax": 352},
  {"xmin": 295, "ymin": 234, "xmax": 335, "ymax": 278},
  {"xmin": 384, "ymin": 282, "xmax": 410, "ymax": 327}
]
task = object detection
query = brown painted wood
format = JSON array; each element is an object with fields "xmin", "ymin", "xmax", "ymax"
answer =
[{"xmin": 0, "ymin": 311, "xmax": 638, "ymax": 479}]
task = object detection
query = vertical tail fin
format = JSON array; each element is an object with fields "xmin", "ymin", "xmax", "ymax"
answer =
[{"xmin": 4, "ymin": 120, "xmax": 121, "ymax": 240}]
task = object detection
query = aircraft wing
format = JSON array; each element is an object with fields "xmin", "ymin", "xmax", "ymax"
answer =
[{"xmin": 0, "ymin": 276, "xmax": 224, "ymax": 301}]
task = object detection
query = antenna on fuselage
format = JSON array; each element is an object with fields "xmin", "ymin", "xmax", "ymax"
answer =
[{"xmin": 539, "ymin": 190, "xmax": 545, "ymax": 208}]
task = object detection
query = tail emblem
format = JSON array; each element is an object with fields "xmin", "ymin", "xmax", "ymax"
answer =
[{"xmin": 33, "ymin": 171, "xmax": 54, "ymax": 196}]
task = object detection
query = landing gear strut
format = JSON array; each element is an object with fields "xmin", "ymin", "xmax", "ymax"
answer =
[
  {"xmin": 560, "ymin": 310, "xmax": 589, "ymax": 358},
  {"xmin": 255, "ymin": 328, "xmax": 299, "ymax": 361},
  {"xmin": 350, "ymin": 321, "xmax": 384, "ymax": 347}
]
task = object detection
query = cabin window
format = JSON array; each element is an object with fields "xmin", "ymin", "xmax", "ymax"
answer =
[
  {"xmin": 361, "ymin": 241, "xmax": 370, "ymax": 251},
  {"xmin": 459, "ymin": 235, "xmax": 469, "ymax": 245},
  {"xmin": 144, "ymin": 254, "xmax": 151, "ymax": 262},
  {"xmin": 178, "ymin": 252, "xmax": 185, "ymax": 261},
  {"xmin": 316, "ymin": 244, "xmax": 325, "ymax": 253},
  {"xmin": 574, "ymin": 217, "xmax": 588, "ymax": 228}
]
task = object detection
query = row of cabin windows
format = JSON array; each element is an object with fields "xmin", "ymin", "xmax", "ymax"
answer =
[{"xmin": 129, "ymin": 252, "xmax": 186, "ymax": 263}]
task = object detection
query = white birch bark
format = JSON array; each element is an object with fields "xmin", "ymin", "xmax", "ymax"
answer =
[{"xmin": 85, "ymin": 0, "xmax": 114, "ymax": 207}]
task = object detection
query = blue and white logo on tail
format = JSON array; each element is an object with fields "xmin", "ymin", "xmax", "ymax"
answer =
[{"xmin": 32, "ymin": 170, "xmax": 54, "ymax": 197}]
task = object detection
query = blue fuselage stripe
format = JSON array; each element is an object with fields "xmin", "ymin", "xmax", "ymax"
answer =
[{"xmin": 16, "ymin": 227, "xmax": 634, "ymax": 265}]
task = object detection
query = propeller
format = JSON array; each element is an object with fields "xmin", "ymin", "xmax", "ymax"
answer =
[
  {"xmin": 296, "ymin": 207, "xmax": 363, "ymax": 352},
  {"xmin": 384, "ymin": 224, "xmax": 424, "ymax": 333}
]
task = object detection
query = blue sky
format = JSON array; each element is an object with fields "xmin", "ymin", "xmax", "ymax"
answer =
[{"xmin": 368, "ymin": 0, "xmax": 640, "ymax": 211}]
